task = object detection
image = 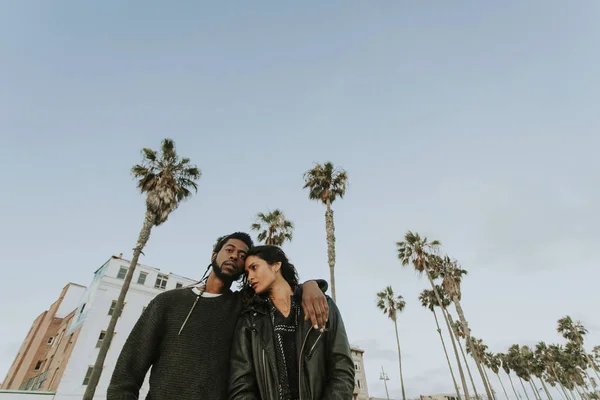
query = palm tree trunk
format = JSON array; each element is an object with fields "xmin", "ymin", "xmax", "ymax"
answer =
[
  {"xmin": 539, "ymin": 378, "xmax": 553, "ymax": 400},
  {"xmin": 83, "ymin": 210, "xmax": 155, "ymax": 400},
  {"xmin": 507, "ymin": 373, "xmax": 520, "ymax": 399},
  {"xmin": 448, "ymin": 313, "xmax": 480, "ymax": 399},
  {"xmin": 393, "ymin": 319, "xmax": 406, "ymax": 400},
  {"xmin": 529, "ymin": 379, "xmax": 541, "ymax": 400},
  {"xmin": 424, "ymin": 270, "xmax": 471, "ymax": 400},
  {"xmin": 554, "ymin": 383, "xmax": 568, "ymax": 400},
  {"xmin": 324, "ymin": 200, "xmax": 336, "ymax": 303},
  {"xmin": 432, "ymin": 309, "xmax": 461, "ymax": 399},
  {"xmin": 550, "ymin": 365, "xmax": 571, "ymax": 400},
  {"xmin": 496, "ymin": 373, "xmax": 510, "ymax": 400},
  {"xmin": 483, "ymin": 367, "xmax": 496, "ymax": 399},
  {"xmin": 519, "ymin": 377, "xmax": 532, "ymax": 400},
  {"xmin": 451, "ymin": 295, "xmax": 494, "ymax": 400}
]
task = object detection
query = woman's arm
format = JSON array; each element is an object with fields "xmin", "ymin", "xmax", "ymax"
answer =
[
  {"xmin": 228, "ymin": 315, "xmax": 261, "ymax": 400},
  {"xmin": 320, "ymin": 299, "xmax": 355, "ymax": 400}
]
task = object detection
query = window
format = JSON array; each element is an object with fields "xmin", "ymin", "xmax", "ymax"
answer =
[
  {"xmin": 155, "ymin": 274, "xmax": 168, "ymax": 289},
  {"xmin": 34, "ymin": 360, "xmax": 43, "ymax": 371},
  {"xmin": 117, "ymin": 267, "xmax": 128, "ymax": 280},
  {"xmin": 137, "ymin": 271, "xmax": 148, "ymax": 285},
  {"xmin": 356, "ymin": 379, "xmax": 363, "ymax": 389},
  {"xmin": 176, "ymin": 282, "xmax": 183, "ymax": 289},
  {"xmin": 108, "ymin": 300, "xmax": 126, "ymax": 316},
  {"xmin": 354, "ymin": 362, "xmax": 360, "ymax": 371},
  {"xmin": 96, "ymin": 331, "xmax": 106, "ymax": 348},
  {"xmin": 63, "ymin": 334, "xmax": 73, "ymax": 354},
  {"xmin": 83, "ymin": 366, "xmax": 94, "ymax": 385},
  {"xmin": 47, "ymin": 336, "xmax": 54, "ymax": 345}
]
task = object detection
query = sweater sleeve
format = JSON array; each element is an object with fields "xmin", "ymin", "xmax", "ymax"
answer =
[
  {"xmin": 320, "ymin": 299, "xmax": 355, "ymax": 400},
  {"xmin": 107, "ymin": 296, "xmax": 164, "ymax": 400},
  {"xmin": 228, "ymin": 315, "xmax": 260, "ymax": 400}
]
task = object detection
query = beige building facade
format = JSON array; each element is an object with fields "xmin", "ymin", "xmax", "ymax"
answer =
[{"xmin": 1, "ymin": 283, "xmax": 86, "ymax": 392}]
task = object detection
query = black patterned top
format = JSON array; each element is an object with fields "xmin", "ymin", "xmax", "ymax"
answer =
[{"xmin": 269, "ymin": 295, "xmax": 300, "ymax": 400}]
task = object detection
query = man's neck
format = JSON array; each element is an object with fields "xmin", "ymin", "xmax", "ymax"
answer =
[{"xmin": 204, "ymin": 272, "xmax": 233, "ymax": 294}]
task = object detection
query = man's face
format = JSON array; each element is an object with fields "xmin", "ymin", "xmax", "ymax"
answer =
[{"xmin": 211, "ymin": 238, "xmax": 249, "ymax": 282}]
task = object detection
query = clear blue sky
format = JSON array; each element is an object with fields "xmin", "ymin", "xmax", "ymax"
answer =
[{"xmin": 1, "ymin": 1, "xmax": 599, "ymax": 397}]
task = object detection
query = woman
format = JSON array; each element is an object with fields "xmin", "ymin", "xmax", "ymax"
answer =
[{"xmin": 228, "ymin": 245, "xmax": 355, "ymax": 400}]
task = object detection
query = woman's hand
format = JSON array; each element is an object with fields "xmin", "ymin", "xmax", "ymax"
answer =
[{"xmin": 301, "ymin": 281, "xmax": 329, "ymax": 331}]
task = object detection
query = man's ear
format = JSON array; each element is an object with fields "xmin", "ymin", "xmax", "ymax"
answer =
[{"xmin": 211, "ymin": 252, "xmax": 217, "ymax": 262}]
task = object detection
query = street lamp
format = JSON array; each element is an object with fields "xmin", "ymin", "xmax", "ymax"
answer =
[{"xmin": 380, "ymin": 366, "xmax": 390, "ymax": 400}]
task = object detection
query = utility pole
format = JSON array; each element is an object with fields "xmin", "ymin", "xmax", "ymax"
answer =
[{"xmin": 380, "ymin": 365, "xmax": 391, "ymax": 400}]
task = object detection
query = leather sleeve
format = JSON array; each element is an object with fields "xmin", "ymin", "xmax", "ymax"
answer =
[
  {"xmin": 320, "ymin": 299, "xmax": 355, "ymax": 400},
  {"xmin": 228, "ymin": 315, "xmax": 260, "ymax": 400},
  {"xmin": 295, "ymin": 279, "xmax": 329, "ymax": 297}
]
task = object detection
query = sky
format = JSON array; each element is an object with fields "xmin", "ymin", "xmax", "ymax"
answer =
[{"xmin": 1, "ymin": 1, "xmax": 599, "ymax": 398}]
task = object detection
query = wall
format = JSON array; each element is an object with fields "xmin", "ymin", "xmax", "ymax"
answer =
[
  {"xmin": 55, "ymin": 257, "xmax": 196, "ymax": 400},
  {"xmin": 352, "ymin": 347, "xmax": 369, "ymax": 400}
]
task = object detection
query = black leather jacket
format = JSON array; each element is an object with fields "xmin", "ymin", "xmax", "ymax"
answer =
[{"xmin": 228, "ymin": 295, "xmax": 355, "ymax": 400}]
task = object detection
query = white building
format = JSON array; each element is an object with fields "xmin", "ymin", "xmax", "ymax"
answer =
[
  {"xmin": 53, "ymin": 255, "xmax": 197, "ymax": 400},
  {"xmin": 352, "ymin": 347, "xmax": 369, "ymax": 400}
]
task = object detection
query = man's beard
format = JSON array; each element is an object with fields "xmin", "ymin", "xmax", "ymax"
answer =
[{"xmin": 211, "ymin": 259, "xmax": 244, "ymax": 283}]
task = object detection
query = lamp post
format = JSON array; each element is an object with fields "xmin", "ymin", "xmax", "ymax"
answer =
[{"xmin": 380, "ymin": 365, "xmax": 391, "ymax": 400}]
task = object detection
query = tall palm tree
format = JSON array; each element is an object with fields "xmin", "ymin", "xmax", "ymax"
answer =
[
  {"xmin": 534, "ymin": 342, "xmax": 555, "ymax": 400},
  {"xmin": 521, "ymin": 345, "xmax": 543, "ymax": 400},
  {"xmin": 396, "ymin": 232, "xmax": 472, "ymax": 400},
  {"xmin": 251, "ymin": 209, "xmax": 294, "ymax": 246},
  {"xmin": 419, "ymin": 288, "xmax": 461, "ymax": 399},
  {"xmin": 469, "ymin": 337, "xmax": 496, "ymax": 399},
  {"xmin": 507, "ymin": 344, "xmax": 532, "ymax": 400},
  {"xmin": 303, "ymin": 162, "xmax": 348, "ymax": 302},
  {"xmin": 83, "ymin": 139, "xmax": 201, "ymax": 400},
  {"xmin": 547, "ymin": 344, "xmax": 575, "ymax": 400},
  {"xmin": 451, "ymin": 317, "xmax": 481, "ymax": 400},
  {"xmin": 488, "ymin": 352, "xmax": 510, "ymax": 400},
  {"xmin": 376, "ymin": 286, "xmax": 407, "ymax": 400},
  {"xmin": 499, "ymin": 352, "xmax": 521, "ymax": 400},
  {"xmin": 558, "ymin": 316, "xmax": 600, "ymax": 382},
  {"xmin": 437, "ymin": 255, "xmax": 494, "ymax": 400}
]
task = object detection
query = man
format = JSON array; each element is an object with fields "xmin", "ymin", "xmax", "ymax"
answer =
[{"xmin": 107, "ymin": 232, "xmax": 328, "ymax": 399}]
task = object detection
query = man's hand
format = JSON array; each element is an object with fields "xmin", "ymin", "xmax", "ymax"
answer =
[{"xmin": 301, "ymin": 281, "xmax": 329, "ymax": 331}]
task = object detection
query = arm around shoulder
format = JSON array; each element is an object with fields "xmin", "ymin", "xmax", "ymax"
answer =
[{"xmin": 320, "ymin": 298, "xmax": 355, "ymax": 400}]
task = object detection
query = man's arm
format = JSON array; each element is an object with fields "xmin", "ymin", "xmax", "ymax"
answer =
[
  {"xmin": 228, "ymin": 315, "xmax": 260, "ymax": 400},
  {"xmin": 297, "ymin": 279, "xmax": 329, "ymax": 330},
  {"xmin": 320, "ymin": 299, "xmax": 355, "ymax": 400},
  {"xmin": 106, "ymin": 296, "xmax": 164, "ymax": 399}
]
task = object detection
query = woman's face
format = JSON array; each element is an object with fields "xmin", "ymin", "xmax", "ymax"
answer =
[{"xmin": 245, "ymin": 256, "xmax": 281, "ymax": 294}]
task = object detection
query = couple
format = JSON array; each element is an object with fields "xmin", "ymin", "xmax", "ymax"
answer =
[{"xmin": 107, "ymin": 232, "xmax": 355, "ymax": 400}]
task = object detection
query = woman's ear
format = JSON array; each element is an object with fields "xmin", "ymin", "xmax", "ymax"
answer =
[{"xmin": 272, "ymin": 261, "xmax": 282, "ymax": 274}]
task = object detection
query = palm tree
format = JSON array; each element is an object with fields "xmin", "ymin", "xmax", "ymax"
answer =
[
  {"xmin": 83, "ymin": 139, "xmax": 201, "ymax": 400},
  {"xmin": 376, "ymin": 286, "xmax": 407, "ymax": 400},
  {"xmin": 451, "ymin": 317, "xmax": 481, "ymax": 400},
  {"xmin": 488, "ymin": 352, "xmax": 510, "ymax": 400},
  {"xmin": 558, "ymin": 316, "xmax": 600, "ymax": 383},
  {"xmin": 303, "ymin": 162, "xmax": 348, "ymax": 302},
  {"xmin": 251, "ymin": 209, "xmax": 294, "ymax": 246},
  {"xmin": 499, "ymin": 352, "xmax": 521, "ymax": 400},
  {"xmin": 437, "ymin": 255, "xmax": 494, "ymax": 400},
  {"xmin": 533, "ymin": 342, "xmax": 555, "ymax": 400},
  {"xmin": 397, "ymin": 232, "xmax": 472, "ymax": 400},
  {"xmin": 547, "ymin": 344, "xmax": 575, "ymax": 400},
  {"xmin": 521, "ymin": 345, "xmax": 543, "ymax": 400},
  {"xmin": 469, "ymin": 337, "xmax": 496, "ymax": 399},
  {"xmin": 507, "ymin": 344, "xmax": 533, "ymax": 400},
  {"xmin": 419, "ymin": 288, "xmax": 461, "ymax": 399}
]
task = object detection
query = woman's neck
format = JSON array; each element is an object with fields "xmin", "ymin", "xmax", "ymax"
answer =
[{"xmin": 269, "ymin": 279, "xmax": 294, "ymax": 317}]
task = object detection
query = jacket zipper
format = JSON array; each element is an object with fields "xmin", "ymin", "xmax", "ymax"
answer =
[
  {"xmin": 297, "ymin": 328, "xmax": 312, "ymax": 400},
  {"xmin": 262, "ymin": 348, "xmax": 268, "ymax": 395},
  {"xmin": 306, "ymin": 332, "xmax": 324, "ymax": 358}
]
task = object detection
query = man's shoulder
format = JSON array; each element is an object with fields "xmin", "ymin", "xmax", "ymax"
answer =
[{"xmin": 152, "ymin": 287, "xmax": 195, "ymax": 304}]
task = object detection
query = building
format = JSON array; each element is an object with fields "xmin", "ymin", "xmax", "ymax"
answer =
[
  {"xmin": 1, "ymin": 283, "xmax": 86, "ymax": 392},
  {"xmin": 351, "ymin": 346, "xmax": 369, "ymax": 400},
  {"xmin": 2, "ymin": 255, "xmax": 196, "ymax": 400}
]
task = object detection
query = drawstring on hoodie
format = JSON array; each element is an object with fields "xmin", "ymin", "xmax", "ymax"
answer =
[{"xmin": 178, "ymin": 264, "xmax": 211, "ymax": 336}]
